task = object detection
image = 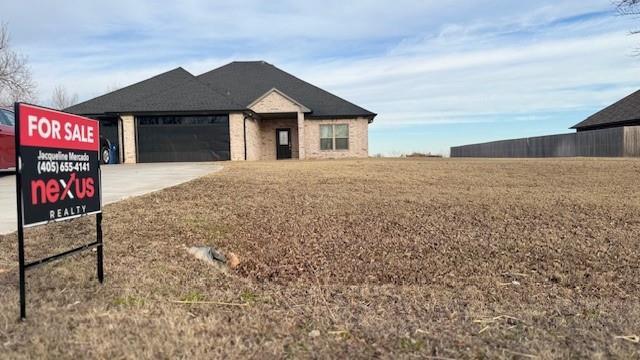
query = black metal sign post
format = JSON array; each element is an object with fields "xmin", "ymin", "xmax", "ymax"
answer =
[
  {"xmin": 15, "ymin": 138, "xmax": 25, "ymax": 318},
  {"xmin": 14, "ymin": 102, "xmax": 104, "ymax": 320}
]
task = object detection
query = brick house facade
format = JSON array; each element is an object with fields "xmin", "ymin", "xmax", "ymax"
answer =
[{"xmin": 66, "ymin": 61, "xmax": 376, "ymax": 163}]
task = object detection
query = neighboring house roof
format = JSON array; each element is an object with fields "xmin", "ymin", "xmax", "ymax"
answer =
[
  {"xmin": 198, "ymin": 61, "xmax": 375, "ymax": 118},
  {"xmin": 571, "ymin": 89, "xmax": 640, "ymax": 130},
  {"xmin": 65, "ymin": 61, "xmax": 376, "ymax": 120}
]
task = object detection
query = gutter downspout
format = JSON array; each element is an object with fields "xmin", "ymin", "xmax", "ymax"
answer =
[{"xmin": 243, "ymin": 115, "xmax": 248, "ymax": 161}]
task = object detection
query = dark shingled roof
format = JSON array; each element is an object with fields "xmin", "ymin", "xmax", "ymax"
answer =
[
  {"xmin": 66, "ymin": 67, "xmax": 243, "ymax": 115},
  {"xmin": 572, "ymin": 89, "xmax": 640, "ymax": 130},
  {"xmin": 118, "ymin": 75, "xmax": 244, "ymax": 113},
  {"xmin": 198, "ymin": 61, "xmax": 375, "ymax": 118},
  {"xmin": 65, "ymin": 61, "xmax": 375, "ymax": 119},
  {"xmin": 66, "ymin": 68, "xmax": 193, "ymax": 115}
]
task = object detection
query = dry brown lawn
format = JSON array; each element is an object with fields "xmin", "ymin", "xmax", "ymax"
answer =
[{"xmin": 1, "ymin": 158, "xmax": 639, "ymax": 359}]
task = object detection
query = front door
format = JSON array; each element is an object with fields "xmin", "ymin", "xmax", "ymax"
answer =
[{"xmin": 276, "ymin": 128, "xmax": 292, "ymax": 160}]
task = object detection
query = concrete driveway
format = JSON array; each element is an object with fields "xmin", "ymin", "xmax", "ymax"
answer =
[{"xmin": 0, "ymin": 162, "xmax": 222, "ymax": 235}]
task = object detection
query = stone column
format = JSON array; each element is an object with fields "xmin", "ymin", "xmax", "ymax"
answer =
[
  {"xmin": 229, "ymin": 112, "xmax": 245, "ymax": 161},
  {"xmin": 120, "ymin": 115, "xmax": 137, "ymax": 164},
  {"xmin": 297, "ymin": 111, "xmax": 305, "ymax": 160}
]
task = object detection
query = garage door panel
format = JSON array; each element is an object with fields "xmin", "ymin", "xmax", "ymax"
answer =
[{"xmin": 137, "ymin": 115, "xmax": 230, "ymax": 163}]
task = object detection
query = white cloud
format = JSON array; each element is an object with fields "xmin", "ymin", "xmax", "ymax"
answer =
[
  {"xmin": 288, "ymin": 12, "xmax": 640, "ymax": 128},
  {"xmin": 1, "ymin": 0, "xmax": 638, "ymax": 138}
]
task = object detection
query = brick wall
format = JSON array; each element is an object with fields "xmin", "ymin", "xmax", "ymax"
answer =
[
  {"xmin": 303, "ymin": 117, "xmax": 369, "ymax": 159},
  {"xmin": 297, "ymin": 112, "xmax": 306, "ymax": 160},
  {"xmin": 229, "ymin": 112, "xmax": 245, "ymax": 161},
  {"xmin": 250, "ymin": 91, "xmax": 302, "ymax": 113},
  {"xmin": 120, "ymin": 115, "xmax": 137, "ymax": 163},
  {"xmin": 229, "ymin": 112, "xmax": 263, "ymax": 161},
  {"xmin": 245, "ymin": 116, "xmax": 261, "ymax": 160}
]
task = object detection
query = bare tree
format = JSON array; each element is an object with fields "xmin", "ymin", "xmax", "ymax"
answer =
[
  {"xmin": 617, "ymin": 0, "xmax": 640, "ymax": 16},
  {"xmin": 0, "ymin": 23, "xmax": 36, "ymax": 107},
  {"xmin": 50, "ymin": 85, "xmax": 78, "ymax": 110}
]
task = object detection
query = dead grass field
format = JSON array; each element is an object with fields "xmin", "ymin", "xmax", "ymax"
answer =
[{"xmin": 1, "ymin": 158, "xmax": 639, "ymax": 359}]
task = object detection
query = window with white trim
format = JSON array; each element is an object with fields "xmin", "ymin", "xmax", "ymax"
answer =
[{"xmin": 320, "ymin": 124, "xmax": 349, "ymax": 150}]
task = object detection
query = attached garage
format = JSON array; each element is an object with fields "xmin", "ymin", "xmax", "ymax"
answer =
[{"xmin": 136, "ymin": 115, "xmax": 230, "ymax": 163}]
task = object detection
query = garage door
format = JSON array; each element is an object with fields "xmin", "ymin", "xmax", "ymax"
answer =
[{"xmin": 136, "ymin": 115, "xmax": 230, "ymax": 163}]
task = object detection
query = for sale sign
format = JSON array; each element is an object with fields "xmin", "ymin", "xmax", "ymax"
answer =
[
  {"xmin": 14, "ymin": 103, "xmax": 105, "ymax": 320},
  {"xmin": 16, "ymin": 103, "xmax": 101, "ymax": 226}
]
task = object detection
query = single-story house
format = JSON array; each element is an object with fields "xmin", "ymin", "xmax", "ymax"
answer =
[
  {"xmin": 450, "ymin": 90, "xmax": 640, "ymax": 158},
  {"xmin": 66, "ymin": 61, "xmax": 376, "ymax": 163}
]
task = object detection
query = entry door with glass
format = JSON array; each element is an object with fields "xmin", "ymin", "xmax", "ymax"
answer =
[{"xmin": 276, "ymin": 128, "xmax": 292, "ymax": 159}]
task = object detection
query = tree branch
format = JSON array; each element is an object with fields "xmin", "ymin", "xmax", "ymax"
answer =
[{"xmin": 0, "ymin": 22, "xmax": 37, "ymax": 107}]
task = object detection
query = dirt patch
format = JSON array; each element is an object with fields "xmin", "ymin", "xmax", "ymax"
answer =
[{"xmin": 1, "ymin": 158, "xmax": 639, "ymax": 358}]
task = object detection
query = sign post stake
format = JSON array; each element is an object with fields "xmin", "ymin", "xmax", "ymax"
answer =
[
  {"xmin": 96, "ymin": 212, "xmax": 104, "ymax": 284},
  {"xmin": 17, "ymin": 226, "xmax": 26, "ymax": 320}
]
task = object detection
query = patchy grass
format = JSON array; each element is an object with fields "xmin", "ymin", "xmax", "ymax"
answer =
[
  {"xmin": 399, "ymin": 336, "xmax": 425, "ymax": 353},
  {"xmin": 239, "ymin": 290, "xmax": 260, "ymax": 304},
  {"xmin": 1, "ymin": 158, "xmax": 640, "ymax": 358},
  {"xmin": 181, "ymin": 291, "xmax": 206, "ymax": 303}
]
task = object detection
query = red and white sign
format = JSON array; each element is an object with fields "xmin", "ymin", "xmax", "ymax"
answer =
[
  {"xmin": 16, "ymin": 103, "xmax": 101, "ymax": 226},
  {"xmin": 19, "ymin": 104, "xmax": 99, "ymax": 151}
]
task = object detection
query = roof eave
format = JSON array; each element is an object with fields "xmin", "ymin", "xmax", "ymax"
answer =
[
  {"xmin": 571, "ymin": 117, "xmax": 640, "ymax": 130},
  {"xmin": 306, "ymin": 113, "xmax": 376, "ymax": 119},
  {"xmin": 72, "ymin": 108, "xmax": 249, "ymax": 117}
]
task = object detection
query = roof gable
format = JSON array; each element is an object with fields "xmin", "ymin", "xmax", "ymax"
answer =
[
  {"xmin": 65, "ymin": 67, "xmax": 195, "ymax": 115},
  {"xmin": 572, "ymin": 89, "xmax": 640, "ymax": 130},
  {"xmin": 198, "ymin": 61, "xmax": 375, "ymax": 118},
  {"xmin": 248, "ymin": 88, "xmax": 311, "ymax": 113}
]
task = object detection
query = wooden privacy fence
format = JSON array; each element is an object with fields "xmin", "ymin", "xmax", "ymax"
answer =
[{"xmin": 450, "ymin": 126, "xmax": 640, "ymax": 158}]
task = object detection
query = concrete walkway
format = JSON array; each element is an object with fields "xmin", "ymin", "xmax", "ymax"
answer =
[{"xmin": 0, "ymin": 162, "xmax": 222, "ymax": 235}]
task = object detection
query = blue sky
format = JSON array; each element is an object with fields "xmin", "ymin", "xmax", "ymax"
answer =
[{"xmin": 2, "ymin": 1, "xmax": 640, "ymax": 155}]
